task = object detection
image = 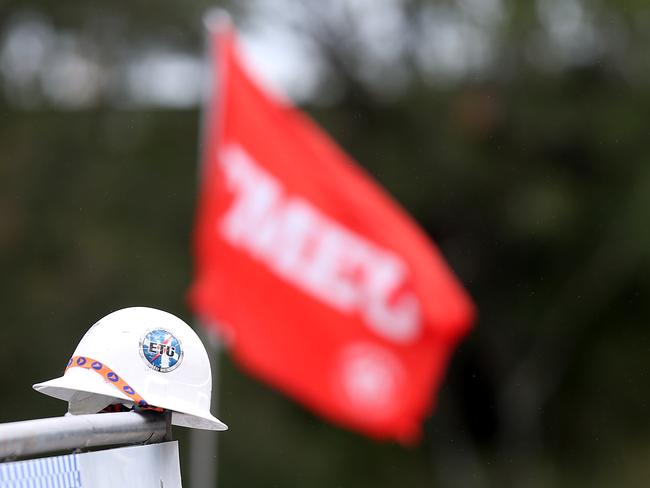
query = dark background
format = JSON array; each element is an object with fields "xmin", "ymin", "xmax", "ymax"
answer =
[{"xmin": 2, "ymin": 1, "xmax": 649, "ymax": 486}]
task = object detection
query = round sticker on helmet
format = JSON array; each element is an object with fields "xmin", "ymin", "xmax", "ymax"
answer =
[{"xmin": 140, "ymin": 329, "xmax": 183, "ymax": 372}]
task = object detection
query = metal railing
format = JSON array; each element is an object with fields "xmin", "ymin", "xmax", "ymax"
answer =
[{"xmin": 0, "ymin": 411, "xmax": 170, "ymax": 460}]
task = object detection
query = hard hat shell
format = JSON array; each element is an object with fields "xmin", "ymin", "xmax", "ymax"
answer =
[{"xmin": 33, "ymin": 307, "xmax": 227, "ymax": 431}]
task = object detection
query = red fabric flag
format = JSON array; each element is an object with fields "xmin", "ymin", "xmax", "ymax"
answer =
[{"xmin": 189, "ymin": 25, "xmax": 475, "ymax": 443}]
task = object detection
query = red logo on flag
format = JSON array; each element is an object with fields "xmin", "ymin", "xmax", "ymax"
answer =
[{"xmin": 189, "ymin": 25, "xmax": 475, "ymax": 442}]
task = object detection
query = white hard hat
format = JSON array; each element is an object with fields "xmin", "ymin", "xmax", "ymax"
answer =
[{"xmin": 33, "ymin": 307, "xmax": 227, "ymax": 431}]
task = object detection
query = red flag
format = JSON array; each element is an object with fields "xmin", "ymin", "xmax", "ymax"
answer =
[{"xmin": 189, "ymin": 25, "xmax": 475, "ymax": 443}]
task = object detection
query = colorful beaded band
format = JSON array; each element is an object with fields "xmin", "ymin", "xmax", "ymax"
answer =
[{"xmin": 66, "ymin": 355, "xmax": 163, "ymax": 412}]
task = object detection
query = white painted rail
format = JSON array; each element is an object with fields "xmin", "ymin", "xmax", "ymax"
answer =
[{"xmin": 0, "ymin": 412, "xmax": 170, "ymax": 460}]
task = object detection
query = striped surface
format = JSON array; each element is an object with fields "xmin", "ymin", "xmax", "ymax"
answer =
[
  {"xmin": 0, "ymin": 442, "xmax": 181, "ymax": 488},
  {"xmin": 0, "ymin": 454, "xmax": 81, "ymax": 488}
]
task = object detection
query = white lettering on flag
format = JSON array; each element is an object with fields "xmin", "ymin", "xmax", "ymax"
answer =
[{"xmin": 218, "ymin": 145, "xmax": 422, "ymax": 343}]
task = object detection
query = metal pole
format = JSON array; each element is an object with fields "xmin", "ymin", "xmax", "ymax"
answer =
[
  {"xmin": 189, "ymin": 327, "xmax": 221, "ymax": 488},
  {"xmin": 0, "ymin": 411, "xmax": 170, "ymax": 460},
  {"xmin": 189, "ymin": 9, "xmax": 231, "ymax": 488},
  {"xmin": 190, "ymin": 326, "xmax": 221, "ymax": 488}
]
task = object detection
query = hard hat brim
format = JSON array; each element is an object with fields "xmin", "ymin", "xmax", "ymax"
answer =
[
  {"xmin": 34, "ymin": 368, "xmax": 228, "ymax": 432},
  {"xmin": 33, "ymin": 367, "xmax": 133, "ymax": 404},
  {"xmin": 170, "ymin": 405, "xmax": 228, "ymax": 431}
]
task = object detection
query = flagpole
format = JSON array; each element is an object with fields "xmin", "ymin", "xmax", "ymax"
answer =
[
  {"xmin": 189, "ymin": 324, "xmax": 222, "ymax": 488},
  {"xmin": 190, "ymin": 9, "xmax": 231, "ymax": 488}
]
